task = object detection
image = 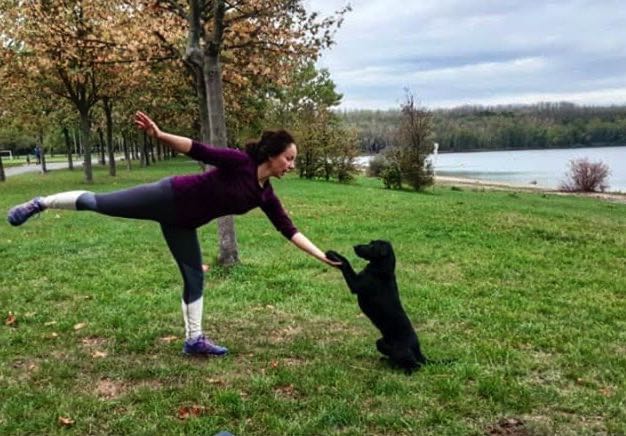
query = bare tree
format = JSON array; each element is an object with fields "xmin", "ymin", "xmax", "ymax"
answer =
[
  {"xmin": 386, "ymin": 92, "xmax": 434, "ymax": 190},
  {"xmin": 560, "ymin": 158, "xmax": 610, "ymax": 192}
]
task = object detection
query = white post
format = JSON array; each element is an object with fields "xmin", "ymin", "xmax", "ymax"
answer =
[{"xmin": 433, "ymin": 142, "xmax": 439, "ymax": 179}]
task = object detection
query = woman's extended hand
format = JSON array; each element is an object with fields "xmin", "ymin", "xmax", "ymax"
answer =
[{"xmin": 134, "ymin": 111, "xmax": 161, "ymax": 139}]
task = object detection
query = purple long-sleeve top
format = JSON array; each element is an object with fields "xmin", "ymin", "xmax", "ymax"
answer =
[{"xmin": 170, "ymin": 141, "xmax": 298, "ymax": 239}]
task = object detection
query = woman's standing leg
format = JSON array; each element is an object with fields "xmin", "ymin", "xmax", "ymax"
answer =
[{"xmin": 160, "ymin": 224, "xmax": 228, "ymax": 356}]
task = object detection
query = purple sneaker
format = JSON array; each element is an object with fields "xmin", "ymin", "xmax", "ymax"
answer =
[
  {"xmin": 183, "ymin": 335, "xmax": 228, "ymax": 357},
  {"xmin": 7, "ymin": 197, "xmax": 46, "ymax": 226}
]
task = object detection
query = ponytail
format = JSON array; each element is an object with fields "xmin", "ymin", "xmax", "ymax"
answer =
[{"xmin": 245, "ymin": 130, "xmax": 295, "ymax": 164}]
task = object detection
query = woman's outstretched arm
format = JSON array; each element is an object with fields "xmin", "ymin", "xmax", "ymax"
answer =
[
  {"xmin": 134, "ymin": 111, "xmax": 192, "ymax": 154},
  {"xmin": 291, "ymin": 232, "xmax": 342, "ymax": 267}
]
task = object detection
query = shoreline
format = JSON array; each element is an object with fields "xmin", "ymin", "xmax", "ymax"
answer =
[{"xmin": 434, "ymin": 175, "xmax": 626, "ymax": 203}]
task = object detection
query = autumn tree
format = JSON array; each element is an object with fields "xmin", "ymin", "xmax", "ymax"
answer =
[
  {"xmin": 0, "ymin": 42, "xmax": 71, "ymax": 173},
  {"xmin": 144, "ymin": 0, "xmax": 348, "ymax": 265},
  {"xmin": 1, "ymin": 1, "xmax": 168, "ymax": 182}
]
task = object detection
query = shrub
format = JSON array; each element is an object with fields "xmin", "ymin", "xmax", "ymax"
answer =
[
  {"xmin": 559, "ymin": 158, "xmax": 610, "ymax": 192},
  {"xmin": 367, "ymin": 154, "xmax": 388, "ymax": 177},
  {"xmin": 381, "ymin": 163, "xmax": 402, "ymax": 189}
]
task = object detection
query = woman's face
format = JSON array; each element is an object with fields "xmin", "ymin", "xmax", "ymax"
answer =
[{"xmin": 268, "ymin": 143, "xmax": 297, "ymax": 178}]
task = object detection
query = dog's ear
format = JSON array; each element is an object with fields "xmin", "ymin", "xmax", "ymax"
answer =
[{"xmin": 374, "ymin": 240, "xmax": 392, "ymax": 257}]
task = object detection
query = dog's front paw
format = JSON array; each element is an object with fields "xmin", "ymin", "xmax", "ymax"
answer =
[{"xmin": 325, "ymin": 250, "xmax": 347, "ymax": 264}]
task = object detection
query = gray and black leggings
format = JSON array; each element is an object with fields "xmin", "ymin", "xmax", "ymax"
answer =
[{"xmin": 58, "ymin": 178, "xmax": 205, "ymax": 338}]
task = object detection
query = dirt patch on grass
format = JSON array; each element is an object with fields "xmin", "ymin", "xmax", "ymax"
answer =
[
  {"xmin": 132, "ymin": 379, "xmax": 164, "ymax": 391},
  {"xmin": 519, "ymin": 412, "xmax": 609, "ymax": 435},
  {"xmin": 268, "ymin": 324, "xmax": 302, "ymax": 344},
  {"xmin": 485, "ymin": 417, "xmax": 528, "ymax": 435},
  {"xmin": 273, "ymin": 383, "xmax": 299, "ymax": 399},
  {"xmin": 95, "ymin": 378, "xmax": 128, "ymax": 400},
  {"xmin": 11, "ymin": 358, "xmax": 40, "ymax": 381},
  {"xmin": 281, "ymin": 357, "xmax": 307, "ymax": 366},
  {"xmin": 92, "ymin": 377, "xmax": 163, "ymax": 400},
  {"xmin": 81, "ymin": 336, "xmax": 109, "ymax": 348}
]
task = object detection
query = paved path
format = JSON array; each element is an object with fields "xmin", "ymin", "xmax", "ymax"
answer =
[{"xmin": 4, "ymin": 161, "xmax": 84, "ymax": 178}]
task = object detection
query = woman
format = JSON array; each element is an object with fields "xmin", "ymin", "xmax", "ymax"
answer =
[{"xmin": 8, "ymin": 111, "xmax": 340, "ymax": 356}]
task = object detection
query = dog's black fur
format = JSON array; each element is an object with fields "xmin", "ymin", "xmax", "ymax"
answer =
[{"xmin": 327, "ymin": 240, "xmax": 427, "ymax": 374}]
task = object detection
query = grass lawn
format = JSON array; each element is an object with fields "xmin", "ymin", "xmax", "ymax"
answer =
[{"xmin": 1, "ymin": 159, "xmax": 624, "ymax": 435}]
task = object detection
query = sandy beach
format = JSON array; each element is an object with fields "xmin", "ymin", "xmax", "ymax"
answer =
[{"xmin": 435, "ymin": 175, "xmax": 626, "ymax": 204}]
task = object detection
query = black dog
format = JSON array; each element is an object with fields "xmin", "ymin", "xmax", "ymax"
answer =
[{"xmin": 327, "ymin": 240, "xmax": 428, "ymax": 373}]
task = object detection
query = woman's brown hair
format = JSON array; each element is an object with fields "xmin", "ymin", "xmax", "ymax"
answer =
[{"xmin": 245, "ymin": 130, "xmax": 295, "ymax": 164}]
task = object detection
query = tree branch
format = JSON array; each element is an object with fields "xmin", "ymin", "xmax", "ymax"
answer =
[{"xmin": 155, "ymin": 0, "xmax": 188, "ymax": 20}]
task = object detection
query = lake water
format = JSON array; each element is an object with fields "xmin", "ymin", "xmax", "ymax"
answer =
[{"xmin": 357, "ymin": 146, "xmax": 626, "ymax": 193}]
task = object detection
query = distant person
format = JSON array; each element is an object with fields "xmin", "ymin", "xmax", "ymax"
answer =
[
  {"xmin": 34, "ymin": 145, "xmax": 41, "ymax": 165},
  {"xmin": 8, "ymin": 111, "xmax": 341, "ymax": 357}
]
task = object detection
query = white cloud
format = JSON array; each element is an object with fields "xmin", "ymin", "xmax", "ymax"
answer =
[{"xmin": 307, "ymin": 0, "xmax": 626, "ymax": 109}]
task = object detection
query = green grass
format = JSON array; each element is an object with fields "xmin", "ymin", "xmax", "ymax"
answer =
[{"xmin": 1, "ymin": 160, "xmax": 625, "ymax": 435}]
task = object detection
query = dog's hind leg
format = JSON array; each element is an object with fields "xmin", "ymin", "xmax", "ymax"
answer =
[
  {"xmin": 376, "ymin": 338, "xmax": 392, "ymax": 357},
  {"xmin": 411, "ymin": 342, "xmax": 427, "ymax": 365},
  {"xmin": 387, "ymin": 347, "xmax": 420, "ymax": 374}
]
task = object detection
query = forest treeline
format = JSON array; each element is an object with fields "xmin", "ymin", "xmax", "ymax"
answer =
[{"xmin": 341, "ymin": 102, "xmax": 626, "ymax": 153}]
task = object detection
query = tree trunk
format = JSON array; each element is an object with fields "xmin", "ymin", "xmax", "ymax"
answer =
[
  {"xmin": 204, "ymin": 48, "xmax": 239, "ymax": 265},
  {"xmin": 98, "ymin": 128, "xmax": 106, "ymax": 166},
  {"xmin": 38, "ymin": 130, "xmax": 48, "ymax": 173},
  {"xmin": 80, "ymin": 108, "xmax": 93, "ymax": 183},
  {"xmin": 63, "ymin": 127, "xmax": 74, "ymax": 170},
  {"xmin": 0, "ymin": 155, "xmax": 5, "ymax": 182},
  {"xmin": 122, "ymin": 133, "xmax": 131, "ymax": 170},
  {"xmin": 73, "ymin": 129, "xmax": 79, "ymax": 156},
  {"xmin": 185, "ymin": 0, "xmax": 238, "ymax": 266},
  {"xmin": 141, "ymin": 132, "xmax": 149, "ymax": 167},
  {"xmin": 149, "ymin": 137, "xmax": 156, "ymax": 164},
  {"xmin": 103, "ymin": 97, "xmax": 116, "ymax": 176}
]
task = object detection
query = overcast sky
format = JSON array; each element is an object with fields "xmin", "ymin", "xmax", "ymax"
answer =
[{"xmin": 305, "ymin": 0, "xmax": 626, "ymax": 110}]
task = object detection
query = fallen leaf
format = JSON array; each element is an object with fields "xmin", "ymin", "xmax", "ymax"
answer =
[
  {"xmin": 275, "ymin": 384, "xmax": 295, "ymax": 396},
  {"xmin": 81, "ymin": 337, "xmax": 106, "ymax": 347},
  {"xmin": 47, "ymin": 332, "xmax": 59, "ymax": 339},
  {"xmin": 177, "ymin": 405, "xmax": 206, "ymax": 420},
  {"xmin": 599, "ymin": 387, "xmax": 614, "ymax": 397},
  {"xmin": 486, "ymin": 417, "xmax": 525, "ymax": 435},
  {"xmin": 159, "ymin": 335, "xmax": 178, "ymax": 343},
  {"xmin": 270, "ymin": 360, "xmax": 279, "ymax": 369},
  {"xmin": 44, "ymin": 321, "xmax": 57, "ymax": 326},
  {"xmin": 73, "ymin": 322, "xmax": 87, "ymax": 331},
  {"xmin": 5, "ymin": 312, "xmax": 17, "ymax": 326},
  {"xmin": 58, "ymin": 416, "xmax": 75, "ymax": 426},
  {"xmin": 92, "ymin": 351, "xmax": 108, "ymax": 359}
]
